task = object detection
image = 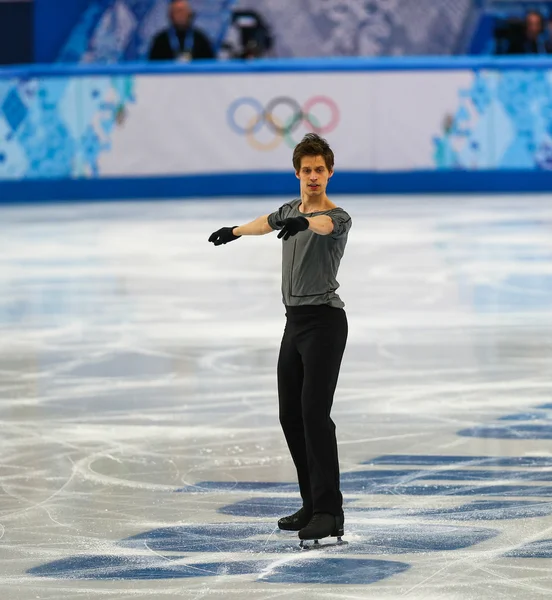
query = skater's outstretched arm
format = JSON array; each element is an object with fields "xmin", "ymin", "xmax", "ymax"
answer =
[
  {"xmin": 208, "ymin": 215, "xmax": 273, "ymax": 246},
  {"xmin": 234, "ymin": 215, "xmax": 273, "ymax": 236},
  {"xmin": 306, "ymin": 215, "xmax": 334, "ymax": 236}
]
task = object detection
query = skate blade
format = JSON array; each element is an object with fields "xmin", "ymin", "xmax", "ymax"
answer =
[{"xmin": 299, "ymin": 536, "xmax": 348, "ymax": 551}]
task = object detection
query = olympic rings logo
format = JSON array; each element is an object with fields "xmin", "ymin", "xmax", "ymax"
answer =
[{"xmin": 227, "ymin": 96, "xmax": 340, "ymax": 151}]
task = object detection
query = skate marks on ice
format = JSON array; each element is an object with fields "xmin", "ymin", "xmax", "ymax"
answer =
[
  {"xmin": 177, "ymin": 470, "xmax": 552, "ymax": 498},
  {"xmin": 220, "ymin": 496, "xmax": 552, "ymax": 522},
  {"xmin": 29, "ymin": 554, "xmax": 410, "ymax": 585},
  {"xmin": 26, "ymin": 460, "xmax": 510, "ymax": 584},
  {"xmin": 1, "ymin": 196, "xmax": 552, "ymax": 595},
  {"xmin": 22, "ymin": 357, "xmax": 552, "ymax": 585},
  {"xmin": 34, "ymin": 514, "xmax": 497, "ymax": 583},
  {"xmin": 24, "ymin": 408, "xmax": 552, "ymax": 586},
  {"xmin": 28, "ymin": 519, "xmax": 412, "ymax": 584},
  {"xmin": 459, "ymin": 401, "xmax": 552, "ymax": 439}
]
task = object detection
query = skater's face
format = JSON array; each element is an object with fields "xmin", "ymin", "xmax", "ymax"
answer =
[{"xmin": 296, "ymin": 155, "xmax": 333, "ymax": 199}]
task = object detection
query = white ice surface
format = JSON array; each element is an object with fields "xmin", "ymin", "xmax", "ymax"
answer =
[{"xmin": 0, "ymin": 195, "xmax": 551, "ymax": 598}]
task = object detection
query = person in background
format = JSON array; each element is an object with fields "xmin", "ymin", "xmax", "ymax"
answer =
[
  {"xmin": 497, "ymin": 10, "xmax": 546, "ymax": 54},
  {"xmin": 149, "ymin": 0, "xmax": 214, "ymax": 61}
]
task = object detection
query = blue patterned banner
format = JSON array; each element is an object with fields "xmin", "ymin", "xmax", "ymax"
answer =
[
  {"xmin": 0, "ymin": 74, "xmax": 134, "ymax": 178},
  {"xmin": 435, "ymin": 69, "xmax": 552, "ymax": 170}
]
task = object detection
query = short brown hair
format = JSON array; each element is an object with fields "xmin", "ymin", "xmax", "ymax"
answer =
[{"xmin": 292, "ymin": 133, "xmax": 334, "ymax": 172}]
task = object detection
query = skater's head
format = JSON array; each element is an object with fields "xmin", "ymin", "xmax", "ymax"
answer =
[
  {"xmin": 293, "ymin": 133, "xmax": 334, "ymax": 173},
  {"xmin": 293, "ymin": 134, "xmax": 334, "ymax": 200}
]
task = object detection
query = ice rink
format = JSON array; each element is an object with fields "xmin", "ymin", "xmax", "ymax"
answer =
[{"xmin": 1, "ymin": 194, "xmax": 552, "ymax": 599}]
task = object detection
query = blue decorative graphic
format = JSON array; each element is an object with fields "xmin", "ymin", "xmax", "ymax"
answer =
[
  {"xmin": 260, "ymin": 558, "xmax": 410, "ymax": 585},
  {"xmin": 30, "ymin": 520, "xmax": 494, "ymax": 581},
  {"xmin": 177, "ymin": 476, "xmax": 552, "ymax": 496},
  {"xmin": 2, "ymin": 89, "xmax": 28, "ymax": 133},
  {"xmin": 122, "ymin": 522, "xmax": 273, "ymax": 554},
  {"xmin": 343, "ymin": 468, "xmax": 552, "ymax": 482},
  {"xmin": 368, "ymin": 455, "xmax": 552, "ymax": 467},
  {"xmin": 29, "ymin": 554, "xmax": 410, "ymax": 584},
  {"xmin": 219, "ymin": 497, "xmax": 552, "ymax": 521},
  {"xmin": 81, "ymin": 125, "xmax": 108, "ymax": 177},
  {"xmin": 435, "ymin": 69, "xmax": 552, "ymax": 170},
  {"xmin": 362, "ymin": 501, "xmax": 552, "ymax": 522},
  {"xmin": 505, "ymin": 540, "xmax": 552, "ymax": 559},
  {"xmin": 29, "ymin": 556, "xmax": 269, "ymax": 580},
  {"xmin": 0, "ymin": 75, "xmax": 135, "ymax": 180},
  {"xmin": 26, "ymin": 445, "xmax": 552, "ymax": 582},
  {"xmin": 459, "ymin": 424, "xmax": 552, "ymax": 439},
  {"xmin": 468, "ymin": 72, "xmax": 493, "ymax": 115},
  {"xmin": 500, "ymin": 411, "xmax": 552, "ymax": 421}
]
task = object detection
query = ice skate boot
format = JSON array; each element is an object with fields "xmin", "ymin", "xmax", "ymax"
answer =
[
  {"xmin": 277, "ymin": 507, "xmax": 312, "ymax": 531},
  {"xmin": 298, "ymin": 512, "xmax": 347, "ymax": 549}
]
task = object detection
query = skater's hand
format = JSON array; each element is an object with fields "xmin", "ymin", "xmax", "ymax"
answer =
[
  {"xmin": 208, "ymin": 226, "xmax": 241, "ymax": 246},
  {"xmin": 276, "ymin": 217, "xmax": 309, "ymax": 241}
]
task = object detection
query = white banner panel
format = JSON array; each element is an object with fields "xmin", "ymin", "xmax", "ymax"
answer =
[
  {"xmin": 98, "ymin": 70, "xmax": 474, "ymax": 176},
  {"xmin": 372, "ymin": 71, "xmax": 475, "ymax": 170}
]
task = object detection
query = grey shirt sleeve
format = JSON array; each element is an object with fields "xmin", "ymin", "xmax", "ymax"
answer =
[
  {"xmin": 328, "ymin": 208, "xmax": 352, "ymax": 239},
  {"xmin": 267, "ymin": 202, "xmax": 295, "ymax": 230}
]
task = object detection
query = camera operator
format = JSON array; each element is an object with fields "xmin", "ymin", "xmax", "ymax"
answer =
[{"xmin": 220, "ymin": 10, "xmax": 273, "ymax": 59}]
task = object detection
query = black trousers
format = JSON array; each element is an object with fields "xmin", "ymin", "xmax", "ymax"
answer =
[{"xmin": 277, "ymin": 304, "xmax": 348, "ymax": 516}]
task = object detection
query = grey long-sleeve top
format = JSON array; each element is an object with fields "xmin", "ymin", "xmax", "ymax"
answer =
[{"xmin": 267, "ymin": 199, "xmax": 352, "ymax": 308}]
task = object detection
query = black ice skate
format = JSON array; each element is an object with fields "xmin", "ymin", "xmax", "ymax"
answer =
[
  {"xmin": 278, "ymin": 507, "xmax": 312, "ymax": 531},
  {"xmin": 298, "ymin": 512, "xmax": 347, "ymax": 549}
]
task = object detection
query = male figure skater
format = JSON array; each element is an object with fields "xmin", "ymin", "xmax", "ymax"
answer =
[{"xmin": 208, "ymin": 133, "xmax": 351, "ymax": 542}]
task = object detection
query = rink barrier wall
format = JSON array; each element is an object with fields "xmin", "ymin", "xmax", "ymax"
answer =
[
  {"xmin": 5, "ymin": 55, "xmax": 552, "ymax": 77},
  {"xmin": 3, "ymin": 171, "xmax": 552, "ymax": 205},
  {"xmin": 2, "ymin": 56, "xmax": 552, "ymax": 202}
]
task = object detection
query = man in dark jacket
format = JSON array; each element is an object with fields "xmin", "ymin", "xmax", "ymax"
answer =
[
  {"xmin": 497, "ymin": 11, "xmax": 546, "ymax": 55},
  {"xmin": 149, "ymin": 0, "xmax": 215, "ymax": 61}
]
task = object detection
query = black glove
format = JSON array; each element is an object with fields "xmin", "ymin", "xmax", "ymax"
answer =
[
  {"xmin": 208, "ymin": 226, "xmax": 241, "ymax": 246},
  {"xmin": 276, "ymin": 217, "xmax": 309, "ymax": 241}
]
